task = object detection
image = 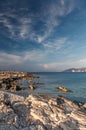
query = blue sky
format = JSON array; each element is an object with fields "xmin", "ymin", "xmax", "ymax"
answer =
[{"xmin": 0, "ymin": 0, "xmax": 86, "ymax": 71}]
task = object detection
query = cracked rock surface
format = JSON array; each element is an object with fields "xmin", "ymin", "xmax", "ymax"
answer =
[{"xmin": 0, "ymin": 91, "xmax": 86, "ymax": 130}]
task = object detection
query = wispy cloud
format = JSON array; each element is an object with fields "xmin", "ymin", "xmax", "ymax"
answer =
[
  {"xmin": 0, "ymin": 0, "xmax": 78, "ymax": 43},
  {"xmin": 23, "ymin": 50, "xmax": 46, "ymax": 62},
  {"xmin": 43, "ymin": 37, "xmax": 68, "ymax": 53},
  {"xmin": 0, "ymin": 12, "xmax": 31, "ymax": 39},
  {"xmin": 35, "ymin": 0, "xmax": 77, "ymax": 43}
]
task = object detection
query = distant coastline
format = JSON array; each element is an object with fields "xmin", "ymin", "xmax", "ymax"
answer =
[{"xmin": 63, "ymin": 67, "xmax": 86, "ymax": 72}]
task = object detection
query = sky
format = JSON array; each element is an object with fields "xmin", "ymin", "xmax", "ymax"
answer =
[{"xmin": 0, "ymin": 0, "xmax": 86, "ymax": 72}]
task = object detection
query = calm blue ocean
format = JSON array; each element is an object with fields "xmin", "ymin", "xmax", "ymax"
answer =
[
  {"xmin": 19, "ymin": 72, "xmax": 86, "ymax": 103},
  {"xmin": 32, "ymin": 72, "xmax": 86, "ymax": 103}
]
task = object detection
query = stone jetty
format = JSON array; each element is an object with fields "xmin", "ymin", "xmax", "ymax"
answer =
[{"xmin": 0, "ymin": 91, "xmax": 86, "ymax": 130}]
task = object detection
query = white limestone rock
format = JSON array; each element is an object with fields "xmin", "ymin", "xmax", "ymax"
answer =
[{"xmin": 0, "ymin": 91, "xmax": 86, "ymax": 130}]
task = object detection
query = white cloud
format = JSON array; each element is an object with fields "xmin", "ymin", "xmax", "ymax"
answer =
[
  {"xmin": 23, "ymin": 50, "xmax": 46, "ymax": 62},
  {"xmin": 0, "ymin": 50, "xmax": 47, "ymax": 71},
  {"xmin": 19, "ymin": 25, "xmax": 29, "ymax": 39},
  {"xmin": 0, "ymin": 52, "xmax": 22, "ymax": 67},
  {"xmin": 0, "ymin": 17, "xmax": 13, "ymax": 35},
  {"xmin": 61, "ymin": 0, "xmax": 65, "ymax": 6},
  {"xmin": 19, "ymin": 17, "xmax": 32, "ymax": 39},
  {"xmin": 42, "ymin": 58, "xmax": 86, "ymax": 72},
  {"xmin": 0, "ymin": 13, "xmax": 31, "ymax": 39},
  {"xmin": 0, "ymin": 50, "xmax": 46, "ymax": 67},
  {"xmin": 0, "ymin": 50, "xmax": 86, "ymax": 72}
]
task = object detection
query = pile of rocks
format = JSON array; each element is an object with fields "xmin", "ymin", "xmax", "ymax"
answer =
[
  {"xmin": 0, "ymin": 80, "xmax": 23, "ymax": 91},
  {"xmin": 0, "ymin": 71, "xmax": 40, "ymax": 91},
  {"xmin": 0, "ymin": 91, "xmax": 86, "ymax": 130}
]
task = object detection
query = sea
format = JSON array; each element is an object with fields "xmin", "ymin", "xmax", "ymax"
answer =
[{"xmin": 18, "ymin": 72, "xmax": 86, "ymax": 103}]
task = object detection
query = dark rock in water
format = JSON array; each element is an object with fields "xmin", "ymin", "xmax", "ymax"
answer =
[
  {"xmin": 29, "ymin": 85, "xmax": 35, "ymax": 90},
  {"xmin": 0, "ymin": 81, "xmax": 23, "ymax": 91},
  {"xmin": 57, "ymin": 86, "xmax": 71, "ymax": 92},
  {"xmin": 32, "ymin": 82, "xmax": 43, "ymax": 85},
  {"xmin": 10, "ymin": 85, "xmax": 21, "ymax": 91}
]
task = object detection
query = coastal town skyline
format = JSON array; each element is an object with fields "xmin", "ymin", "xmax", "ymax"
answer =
[{"xmin": 0, "ymin": 0, "xmax": 86, "ymax": 72}]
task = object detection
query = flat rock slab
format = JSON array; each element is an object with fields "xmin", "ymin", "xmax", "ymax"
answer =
[{"xmin": 0, "ymin": 91, "xmax": 86, "ymax": 130}]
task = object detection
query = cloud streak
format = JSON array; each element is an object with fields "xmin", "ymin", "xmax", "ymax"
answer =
[
  {"xmin": 0, "ymin": 0, "xmax": 77, "ymax": 43},
  {"xmin": 43, "ymin": 37, "xmax": 68, "ymax": 53}
]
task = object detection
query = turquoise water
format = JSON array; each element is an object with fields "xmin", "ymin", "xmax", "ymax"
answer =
[
  {"xmin": 31, "ymin": 72, "xmax": 86, "ymax": 103},
  {"xmin": 19, "ymin": 72, "xmax": 86, "ymax": 103}
]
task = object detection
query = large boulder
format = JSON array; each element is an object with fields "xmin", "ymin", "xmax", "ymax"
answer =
[
  {"xmin": 29, "ymin": 85, "xmax": 35, "ymax": 90},
  {"xmin": 57, "ymin": 86, "xmax": 71, "ymax": 92}
]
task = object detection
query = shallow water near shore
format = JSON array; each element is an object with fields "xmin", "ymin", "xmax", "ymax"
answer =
[{"xmin": 15, "ymin": 72, "xmax": 86, "ymax": 103}]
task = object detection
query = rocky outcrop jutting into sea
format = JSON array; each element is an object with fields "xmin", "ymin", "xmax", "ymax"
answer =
[
  {"xmin": 0, "ymin": 71, "xmax": 40, "ymax": 91},
  {"xmin": 0, "ymin": 91, "xmax": 86, "ymax": 130}
]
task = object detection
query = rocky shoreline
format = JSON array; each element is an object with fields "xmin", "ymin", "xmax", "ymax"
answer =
[
  {"xmin": 0, "ymin": 71, "xmax": 86, "ymax": 130},
  {"xmin": 0, "ymin": 71, "xmax": 39, "ymax": 91},
  {"xmin": 0, "ymin": 91, "xmax": 86, "ymax": 130}
]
